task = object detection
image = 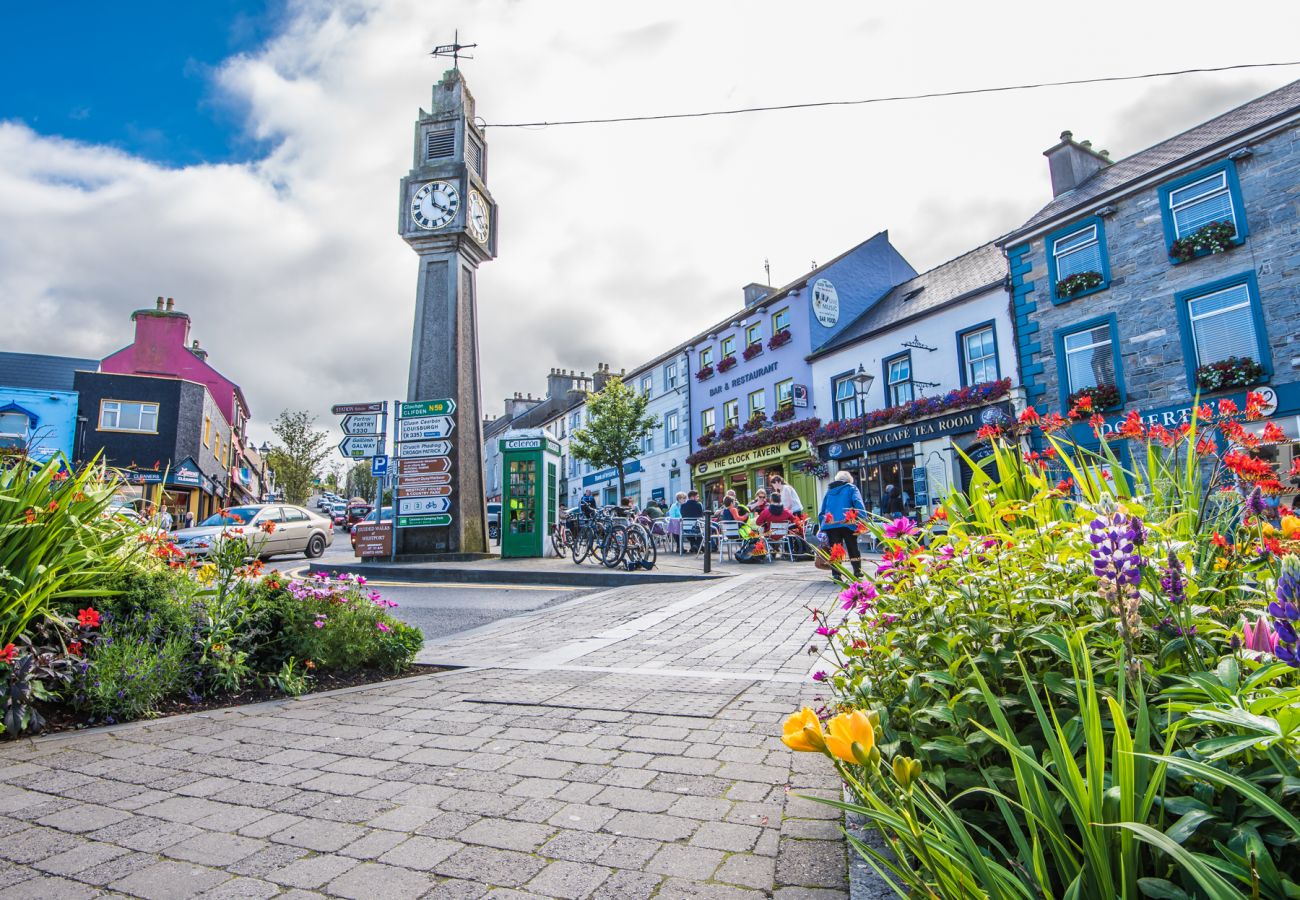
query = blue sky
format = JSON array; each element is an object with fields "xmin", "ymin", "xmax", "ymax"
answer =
[{"xmin": 2, "ymin": 1, "xmax": 284, "ymax": 165}]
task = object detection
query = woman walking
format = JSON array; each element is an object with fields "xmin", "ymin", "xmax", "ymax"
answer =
[{"xmin": 817, "ymin": 471, "xmax": 867, "ymax": 579}]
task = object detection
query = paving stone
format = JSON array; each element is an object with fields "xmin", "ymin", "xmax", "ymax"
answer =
[
  {"xmin": 193, "ymin": 876, "xmax": 281, "ymax": 899},
  {"xmin": 771, "ymin": 889, "xmax": 849, "ymax": 899},
  {"xmin": 0, "ymin": 827, "xmax": 83, "ymax": 864},
  {"xmin": 110, "ymin": 859, "xmax": 230, "ymax": 900},
  {"xmin": 424, "ymin": 877, "xmax": 489, "ymax": 899},
  {"xmin": 645, "ymin": 844, "xmax": 725, "ymax": 880},
  {"xmin": 65, "ymin": 850, "xmax": 157, "ymax": 887},
  {"xmin": 236, "ymin": 812, "xmax": 303, "ymax": 838},
  {"xmin": 546, "ymin": 803, "xmax": 618, "ymax": 833},
  {"xmin": 669, "ymin": 796, "xmax": 732, "ymax": 821},
  {"xmin": 775, "ymin": 838, "xmax": 846, "ymax": 889},
  {"xmin": 376, "ymin": 835, "xmax": 462, "ymax": 870},
  {"xmin": 417, "ymin": 811, "xmax": 482, "ymax": 839},
  {"xmin": 325, "ymin": 861, "xmax": 435, "ymax": 899},
  {"xmin": 270, "ymin": 818, "xmax": 367, "ymax": 852},
  {"xmin": 116, "ymin": 821, "xmax": 205, "ymax": 853},
  {"xmin": 338, "ymin": 828, "xmax": 407, "ymax": 860},
  {"xmin": 33, "ymin": 840, "xmax": 128, "ymax": 876},
  {"xmin": 603, "ymin": 810, "xmax": 697, "ymax": 842},
  {"xmin": 524, "ymin": 860, "xmax": 611, "ymax": 899},
  {"xmin": 715, "ymin": 853, "xmax": 776, "ymax": 889},
  {"xmin": 458, "ymin": 819, "xmax": 551, "ymax": 852},
  {"xmin": 783, "ymin": 793, "xmax": 842, "ymax": 820},
  {"xmin": 0, "ymin": 873, "xmax": 99, "ymax": 899},
  {"xmin": 552, "ymin": 782, "xmax": 603, "ymax": 804},
  {"xmin": 538, "ymin": 830, "xmax": 616, "ymax": 864},
  {"xmin": 227, "ymin": 844, "xmax": 311, "ymax": 879},
  {"xmin": 655, "ymin": 878, "xmax": 768, "ymax": 898},
  {"xmin": 782, "ymin": 817, "xmax": 843, "ymax": 839},
  {"xmin": 434, "ymin": 846, "xmax": 546, "ymax": 888},
  {"xmin": 268, "ymin": 853, "xmax": 359, "ymax": 889},
  {"xmin": 163, "ymin": 832, "xmax": 268, "ymax": 866},
  {"xmin": 36, "ymin": 804, "xmax": 132, "ymax": 833},
  {"xmin": 504, "ymin": 798, "xmax": 566, "ymax": 824},
  {"xmin": 690, "ymin": 820, "xmax": 762, "ymax": 852},
  {"xmin": 591, "ymin": 869, "xmax": 661, "ymax": 900}
]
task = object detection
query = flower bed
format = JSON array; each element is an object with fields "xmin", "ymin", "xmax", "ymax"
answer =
[
  {"xmin": 687, "ymin": 417, "xmax": 821, "ymax": 467},
  {"xmin": 786, "ymin": 397, "xmax": 1300, "ymax": 896},
  {"xmin": 717, "ymin": 355, "xmax": 738, "ymax": 373},
  {"xmin": 816, "ymin": 377, "xmax": 1011, "ymax": 441},
  {"xmin": 0, "ymin": 460, "xmax": 424, "ymax": 738},
  {"xmin": 1055, "ymin": 269, "xmax": 1104, "ymax": 298},
  {"xmin": 1170, "ymin": 220, "xmax": 1237, "ymax": 262},
  {"xmin": 1195, "ymin": 355, "xmax": 1264, "ymax": 392}
]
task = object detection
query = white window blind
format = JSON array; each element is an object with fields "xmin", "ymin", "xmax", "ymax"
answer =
[
  {"xmin": 1052, "ymin": 224, "xmax": 1102, "ymax": 280},
  {"xmin": 1063, "ymin": 325, "xmax": 1115, "ymax": 392},
  {"xmin": 1188, "ymin": 284, "xmax": 1259, "ymax": 366},
  {"xmin": 1170, "ymin": 172, "xmax": 1235, "ymax": 238}
]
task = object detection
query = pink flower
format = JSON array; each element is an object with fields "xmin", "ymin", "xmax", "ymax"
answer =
[
  {"xmin": 883, "ymin": 518, "xmax": 919, "ymax": 540},
  {"xmin": 811, "ymin": 671, "xmax": 827, "ymax": 682},
  {"xmin": 376, "ymin": 622, "xmax": 391, "ymax": 633},
  {"xmin": 814, "ymin": 626, "xmax": 838, "ymax": 638},
  {"xmin": 1243, "ymin": 617, "xmax": 1276, "ymax": 653},
  {"xmin": 838, "ymin": 581, "xmax": 878, "ymax": 613}
]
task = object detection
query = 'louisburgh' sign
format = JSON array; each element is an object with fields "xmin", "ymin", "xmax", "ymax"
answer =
[{"xmin": 819, "ymin": 403, "xmax": 1012, "ymax": 460}]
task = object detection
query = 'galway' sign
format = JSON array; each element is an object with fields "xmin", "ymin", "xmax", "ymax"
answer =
[{"xmin": 819, "ymin": 403, "xmax": 1012, "ymax": 460}]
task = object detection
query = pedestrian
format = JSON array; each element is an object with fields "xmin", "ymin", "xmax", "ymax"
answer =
[
  {"xmin": 770, "ymin": 474, "xmax": 804, "ymax": 516},
  {"xmin": 184, "ymin": 510, "xmax": 195, "ymax": 529},
  {"xmin": 883, "ymin": 483, "xmax": 905, "ymax": 518},
  {"xmin": 680, "ymin": 490, "xmax": 705, "ymax": 552},
  {"xmin": 818, "ymin": 471, "xmax": 867, "ymax": 579},
  {"xmin": 158, "ymin": 507, "xmax": 174, "ymax": 531}
]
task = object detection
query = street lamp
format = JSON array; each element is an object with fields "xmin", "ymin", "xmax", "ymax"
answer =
[
  {"xmin": 850, "ymin": 364, "xmax": 875, "ymax": 494},
  {"xmin": 258, "ymin": 441, "xmax": 272, "ymax": 502}
]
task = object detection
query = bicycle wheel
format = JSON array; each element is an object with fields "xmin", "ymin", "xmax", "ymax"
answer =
[
  {"xmin": 626, "ymin": 525, "xmax": 656, "ymax": 569},
  {"xmin": 590, "ymin": 522, "xmax": 613, "ymax": 565},
  {"xmin": 571, "ymin": 525, "xmax": 591, "ymax": 564},
  {"xmin": 550, "ymin": 525, "xmax": 567, "ymax": 558},
  {"xmin": 601, "ymin": 524, "xmax": 628, "ymax": 568}
]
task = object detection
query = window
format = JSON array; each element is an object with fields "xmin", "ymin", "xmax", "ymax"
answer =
[
  {"xmin": 283, "ymin": 507, "xmax": 307, "ymax": 522},
  {"xmin": 723, "ymin": 400, "xmax": 739, "ymax": 427},
  {"xmin": 772, "ymin": 308, "xmax": 790, "ymax": 333},
  {"xmin": 959, "ymin": 324, "xmax": 999, "ymax": 386},
  {"xmin": 664, "ymin": 361, "xmax": 679, "ymax": 390},
  {"xmin": 721, "ymin": 336, "xmax": 736, "ymax": 358},
  {"xmin": 214, "ymin": 432, "xmax": 222, "ymax": 464},
  {"xmin": 745, "ymin": 323, "xmax": 761, "ymax": 347},
  {"xmin": 832, "ymin": 374, "xmax": 858, "ymax": 421},
  {"xmin": 426, "ymin": 129, "xmax": 455, "ymax": 160},
  {"xmin": 1061, "ymin": 322, "xmax": 1117, "ymax": 395},
  {"xmin": 1047, "ymin": 218, "xmax": 1109, "ymax": 300},
  {"xmin": 202, "ymin": 415, "xmax": 211, "ymax": 446},
  {"xmin": 1174, "ymin": 273, "xmax": 1270, "ymax": 387},
  {"xmin": 665, "ymin": 411, "xmax": 680, "ymax": 446},
  {"xmin": 1158, "ymin": 162, "xmax": 1247, "ymax": 260},
  {"xmin": 885, "ymin": 354, "xmax": 914, "ymax": 405},
  {"xmin": 640, "ymin": 375, "xmax": 653, "ymax": 397},
  {"xmin": 701, "ymin": 408, "xmax": 716, "ymax": 435},
  {"xmin": 466, "ymin": 135, "xmax": 485, "ymax": 177},
  {"xmin": 570, "ymin": 411, "xmax": 581, "ymax": 431},
  {"xmin": 100, "ymin": 400, "xmax": 159, "ymax": 433},
  {"xmin": 0, "ymin": 410, "xmax": 30, "ymax": 441},
  {"xmin": 643, "ymin": 432, "xmax": 655, "ymax": 454},
  {"xmin": 775, "ymin": 378, "xmax": 794, "ymax": 409},
  {"xmin": 700, "ymin": 347, "xmax": 713, "ymax": 368},
  {"xmin": 749, "ymin": 389, "xmax": 766, "ymax": 419}
]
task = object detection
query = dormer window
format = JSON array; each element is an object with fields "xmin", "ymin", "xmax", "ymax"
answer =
[{"xmin": 426, "ymin": 129, "xmax": 455, "ymax": 161}]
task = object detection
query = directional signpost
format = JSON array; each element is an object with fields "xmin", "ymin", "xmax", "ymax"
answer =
[
  {"xmin": 393, "ymin": 398, "xmax": 456, "ymax": 537},
  {"xmin": 338, "ymin": 435, "xmax": 383, "ymax": 459},
  {"xmin": 341, "ymin": 414, "xmax": 380, "ymax": 435},
  {"xmin": 334, "ymin": 401, "xmax": 389, "ymax": 555}
]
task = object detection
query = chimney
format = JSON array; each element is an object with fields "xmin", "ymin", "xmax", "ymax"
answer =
[
  {"xmin": 165, "ymin": 297, "xmax": 175, "ymax": 311},
  {"xmin": 155, "ymin": 296, "xmax": 165, "ymax": 310},
  {"xmin": 1043, "ymin": 130, "xmax": 1112, "ymax": 198},
  {"xmin": 126, "ymin": 296, "xmax": 192, "ymax": 374},
  {"xmin": 742, "ymin": 283, "xmax": 772, "ymax": 307},
  {"xmin": 593, "ymin": 362, "xmax": 620, "ymax": 392},
  {"xmin": 190, "ymin": 339, "xmax": 208, "ymax": 361},
  {"xmin": 547, "ymin": 368, "xmax": 582, "ymax": 400}
]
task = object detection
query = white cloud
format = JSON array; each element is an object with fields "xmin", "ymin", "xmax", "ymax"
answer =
[{"xmin": 2, "ymin": 0, "xmax": 1298, "ymax": 450}]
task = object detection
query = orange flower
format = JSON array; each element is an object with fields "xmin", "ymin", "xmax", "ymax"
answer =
[
  {"xmin": 1197, "ymin": 403, "xmax": 1215, "ymax": 421},
  {"xmin": 1218, "ymin": 398, "xmax": 1239, "ymax": 418},
  {"xmin": 260, "ymin": 520, "xmax": 277, "ymax": 534},
  {"xmin": 1017, "ymin": 406, "xmax": 1040, "ymax": 425},
  {"xmin": 23, "ymin": 508, "xmax": 36, "ymax": 524},
  {"xmin": 1261, "ymin": 422, "xmax": 1288, "ymax": 444},
  {"xmin": 829, "ymin": 544, "xmax": 847, "ymax": 563},
  {"xmin": 47, "ymin": 501, "xmax": 59, "ymax": 512},
  {"xmin": 844, "ymin": 509, "xmax": 858, "ymax": 523},
  {"xmin": 1117, "ymin": 410, "xmax": 1145, "ymax": 440}
]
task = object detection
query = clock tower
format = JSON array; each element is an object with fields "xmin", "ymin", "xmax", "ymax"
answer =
[{"xmin": 397, "ymin": 68, "xmax": 497, "ymax": 556}]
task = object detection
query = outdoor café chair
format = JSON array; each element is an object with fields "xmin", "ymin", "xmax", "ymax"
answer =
[{"xmin": 765, "ymin": 522, "xmax": 793, "ymax": 561}]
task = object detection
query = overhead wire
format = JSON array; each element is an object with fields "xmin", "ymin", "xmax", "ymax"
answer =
[{"xmin": 482, "ymin": 61, "xmax": 1300, "ymax": 129}]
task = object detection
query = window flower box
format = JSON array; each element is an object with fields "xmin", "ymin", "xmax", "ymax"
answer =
[
  {"xmin": 718, "ymin": 424, "xmax": 739, "ymax": 442},
  {"xmin": 767, "ymin": 329, "xmax": 792, "ymax": 350},
  {"xmin": 696, "ymin": 430, "xmax": 716, "ymax": 448},
  {"xmin": 717, "ymin": 355, "xmax": 738, "ymax": 373},
  {"xmin": 742, "ymin": 343, "xmax": 763, "ymax": 361},
  {"xmin": 794, "ymin": 458, "xmax": 829, "ymax": 478},
  {"xmin": 1195, "ymin": 356, "xmax": 1264, "ymax": 392},
  {"xmin": 772, "ymin": 405, "xmax": 796, "ymax": 423},
  {"xmin": 1055, "ymin": 270, "xmax": 1104, "ymax": 299},
  {"xmin": 1170, "ymin": 221, "xmax": 1237, "ymax": 263},
  {"xmin": 1068, "ymin": 384, "xmax": 1121, "ymax": 412},
  {"xmin": 695, "ymin": 364, "xmax": 715, "ymax": 381},
  {"xmin": 815, "ymin": 378, "xmax": 1012, "ymax": 441},
  {"xmin": 686, "ymin": 417, "xmax": 822, "ymax": 467},
  {"xmin": 742, "ymin": 413, "xmax": 768, "ymax": 433}
]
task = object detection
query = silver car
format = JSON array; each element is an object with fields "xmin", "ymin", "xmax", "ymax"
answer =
[{"xmin": 172, "ymin": 504, "xmax": 334, "ymax": 559}]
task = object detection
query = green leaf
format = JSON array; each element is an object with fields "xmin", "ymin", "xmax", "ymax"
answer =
[
  {"xmin": 1166, "ymin": 809, "xmax": 1216, "ymax": 843},
  {"xmin": 1138, "ymin": 878, "xmax": 1191, "ymax": 899}
]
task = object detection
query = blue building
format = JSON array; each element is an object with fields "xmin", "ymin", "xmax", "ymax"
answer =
[
  {"xmin": 0, "ymin": 352, "xmax": 98, "ymax": 462},
  {"xmin": 1001, "ymin": 79, "xmax": 1300, "ymax": 491}
]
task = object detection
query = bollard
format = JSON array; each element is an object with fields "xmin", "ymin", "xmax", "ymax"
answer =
[{"xmin": 703, "ymin": 507, "xmax": 712, "ymax": 574}]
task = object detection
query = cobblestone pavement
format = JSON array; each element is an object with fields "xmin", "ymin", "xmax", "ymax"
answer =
[{"xmin": 0, "ymin": 570, "xmax": 848, "ymax": 899}]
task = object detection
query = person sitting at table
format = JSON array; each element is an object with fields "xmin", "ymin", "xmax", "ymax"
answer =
[
  {"xmin": 667, "ymin": 491, "xmax": 686, "ymax": 518},
  {"xmin": 756, "ymin": 500, "xmax": 795, "ymax": 533},
  {"xmin": 680, "ymin": 490, "xmax": 704, "ymax": 552},
  {"xmin": 719, "ymin": 496, "xmax": 745, "ymax": 523}
]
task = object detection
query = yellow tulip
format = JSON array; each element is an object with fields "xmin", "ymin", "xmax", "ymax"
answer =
[
  {"xmin": 825, "ymin": 710, "xmax": 876, "ymax": 765},
  {"xmin": 781, "ymin": 707, "xmax": 827, "ymax": 753}
]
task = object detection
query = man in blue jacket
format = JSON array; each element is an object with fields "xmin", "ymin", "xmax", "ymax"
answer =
[{"xmin": 817, "ymin": 470, "xmax": 867, "ymax": 578}]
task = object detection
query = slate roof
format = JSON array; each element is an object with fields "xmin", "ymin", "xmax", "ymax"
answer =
[
  {"xmin": 809, "ymin": 243, "xmax": 1006, "ymax": 359},
  {"xmin": 0, "ymin": 352, "xmax": 99, "ymax": 392},
  {"xmin": 1009, "ymin": 78, "xmax": 1300, "ymax": 238}
]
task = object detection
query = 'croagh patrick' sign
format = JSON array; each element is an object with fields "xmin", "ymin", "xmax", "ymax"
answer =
[{"xmin": 819, "ymin": 402, "xmax": 1012, "ymax": 460}]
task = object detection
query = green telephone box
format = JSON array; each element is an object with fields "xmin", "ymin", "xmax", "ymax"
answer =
[{"xmin": 499, "ymin": 432, "xmax": 561, "ymax": 558}]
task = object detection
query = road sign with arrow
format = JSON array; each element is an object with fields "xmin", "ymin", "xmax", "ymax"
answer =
[
  {"xmin": 339, "ymin": 435, "xmax": 382, "ymax": 458},
  {"xmin": 340, "ymin": 414, "xmax": 381, "ymax": 435},
  {"xmin": 398, "ymin": 399, "xmax": 456, "ymax": 418},
  {"xmin": 396, "ymin": 416, "xmax": 454, "ymax": 442}
]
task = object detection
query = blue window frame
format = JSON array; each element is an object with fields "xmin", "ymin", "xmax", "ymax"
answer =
[
  {"xmin": 1052, "ymin": 314, "xmax": 1125, "ymax": 411},
  {"xmin": 956, "ymin": 321, "xmax": 1000, "ymax": 387},
  {"xmin": 883, "ymin": 352, "xmax": 913, "ymax": 406},
  {"xmin": 831, "ymin": 371, "xmax": 858, "ymax": 421},
  {"xmin": 1157, "ymin": 161, "xmax": 1248, "ymax": 263},
  {"xmin": 1045, "ymin": 216, "xmax": 1109, "ymax": 304},
  {"xmin": 1173, "ymin": 270, "xmax": 1271, "ymax": 390}
]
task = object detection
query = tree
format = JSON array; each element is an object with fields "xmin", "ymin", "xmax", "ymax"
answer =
[
  {"xmin": 344, "ymin": 460, "xmax": 377, "ymax": 502},
  {"xmin": 265, "ymin": 410, "xmax": 331, "ymax": 505},
  {"xmin": 569, "ymin": 376, "xmax": 658, "ymax": 501}
]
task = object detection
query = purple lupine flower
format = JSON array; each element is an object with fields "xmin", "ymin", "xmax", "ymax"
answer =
[
  {"xmin": 1242, "ymin": 617, "xmax": 1276, "ymax": 654},
  {"xmin": 1088, "ymin": 508, "xmax": 1145, "ymax": 589},
  {"xmin": 1160, "ymin": 550, "xmax": 1186, "ymax": 605},
  {"xmin": 1246, "ymin": 486, "xmax": 1267, "ymax": 519},
  {"xmin": 1268, "ymin": 556, "xmax": 1300, "ymax": 667}
]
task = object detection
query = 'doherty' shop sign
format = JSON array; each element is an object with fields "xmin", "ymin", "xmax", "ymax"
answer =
[{"xmin": 693, "ymin": 437, "xmax": 808, "ymax": 476}]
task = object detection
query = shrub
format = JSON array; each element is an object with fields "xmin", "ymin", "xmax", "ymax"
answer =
[
  {"xmin": 94, "ymin": 570, "xmax": 195, "ymax": 640},
  {"xmin": 76, "ymin": 617, "xmax": 189, "ymax": 721}
]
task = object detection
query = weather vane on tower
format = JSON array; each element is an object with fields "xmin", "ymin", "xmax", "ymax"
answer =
[{"xmin": 430, "ymin": 30, "xmax": 476, "ymax": 69}]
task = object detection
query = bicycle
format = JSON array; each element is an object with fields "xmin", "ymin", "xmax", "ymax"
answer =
[{"xmin": 602, "ymin": 517, "xmax": 657, "ymax": 570}]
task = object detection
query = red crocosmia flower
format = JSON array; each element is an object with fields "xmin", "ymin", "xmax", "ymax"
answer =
[
  {"xmin": 0, "ymin": 644, "xmax": 15, "ymax": 664},
  {"xmin": 1041, "ymin": 413, "xmax": 1069, "ymax": 434},
  {"xmin": 1018, "ymin": 406, "xmax": 1040, "ymax": 425},
  {"xmin": 1197, "ymin": 404, "xmax": 1215, "ymax": 421},
  {"xmin": 828, "ymin": 544, "xmax": 847, "ymax": 563},
  {"xmin": 824, "ymin": 513, "xmax": 833, "ymax": 524},
  {"xmin": 23, "ymin": 508, "xmax": 36, "ymax": 524},
  {"xmin": 1195, "ymin": 436, "xmax": 1216, "ymax": 455},
  {"xmin": 1261, "ymin": 422, "xmax": 1288, "ymax": 444},
  {"xmin": 1117, "ymin": 410, "xmax": 1145, "ymax": 440},
  {"xmin": 1263, "ymin": 537, "xmax": 1284, "ymax": 556},
  {"xmin": 1290, "ymin": 458, "xmax": 1300, "ymax": 478},
  {"xmin": 1259, "ymin": 478, "xmax": 1285, "ymax": 495},
  {"xmin": 77, "ymin": 608, "xmax": 101, "ymax": 628},
  {"xmin": 52, "ymin": 469, "xmax": 69, "ymax": 481},
  {"xmin": 260, "ymin": 520, "xmax": 277, "ymax": 534},
  {"xmin": 1212, "ymin": 532, "xmax": 1228, "ymax": 548},
  {"xmin": 1218, "ymin": 399, "xmax": 1239, "ymax": 418},
  {"xmin": 47, "ymin": 501, "xmax": 59, "ymax": 512},
  {"xmin": 1055, "ymin": 478, "xmax": 1074, "ymax": 493},
  {"xmin": 68, "ymin": 641, "xmax": 83, "ymax": 656},
  {"xmin": 976, "ymin": 424, "xmax": 1001, "ymax": 440},
  {"xmin": 1222, "ymin": 452, "xmax": 1274, "ymax": 481},
  {"xmin": 844, "ymin": 508, "xmax": 858, "ymax": 523}
]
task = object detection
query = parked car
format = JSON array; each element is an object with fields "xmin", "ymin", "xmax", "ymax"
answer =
[
  {"xmin": 329, "ymin": 501, "xmax": 348, "ymax": 527},
  {"xmin": 345, "ymin": 503, "xmax": 373, "ymax": 526},
  {"xmin": 349, "ymin": 506, "xmax": 393, "ymax": 551},
  {"xmin": 172, "ymin": 504, "xmax": 333, "ymax": 559},
  {"xmin": 487, "ymin": 502, "xmax": 501, "ymax": 541}
]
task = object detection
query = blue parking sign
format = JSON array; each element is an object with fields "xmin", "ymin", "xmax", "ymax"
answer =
[{"xmin": 371, "ymin": 455, "xmax": 389, "ymax": 477}]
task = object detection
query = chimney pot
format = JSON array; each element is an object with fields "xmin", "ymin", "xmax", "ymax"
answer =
[
  {"xmin": 166, "ymin": 298, "xmax": 174, "ymax": 311},
  {"xmin": 156, "ymin": 297, "xmax": 164, "ymax": 310},
  {"xmin": 1060, "ymin": 130, "xmax": 1072, "ymax": 142}
]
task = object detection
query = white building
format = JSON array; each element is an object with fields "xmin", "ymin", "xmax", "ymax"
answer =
[{"xmin": 807, "ymin": 243, "xmax": 1019, "ymax": 516}]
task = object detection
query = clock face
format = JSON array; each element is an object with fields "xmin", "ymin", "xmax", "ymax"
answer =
[
  {"xmin": 411, "ymin": 180, "xmax": 460, "ymax": 230},
  {"xmin": 467, "ymin": 190, "xmax": 490, "ymax": 244}
]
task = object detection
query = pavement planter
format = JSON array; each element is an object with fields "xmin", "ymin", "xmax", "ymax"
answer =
[{"xmin": 0, "ymin": 571, "xmax": 850, "ymax": 898}]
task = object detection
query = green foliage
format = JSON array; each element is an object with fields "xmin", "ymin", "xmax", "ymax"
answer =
[
  {"xmin": 344, "ymin": 460, "xmax": 378, "ymax": 503},
  {"xmin": 266, "ymin": 410, "xmax": 331, "ymax": 505},
  {"xmin": 569, "ymin": 377, "xmax": 658, "ymax": 497},
  {"xmin": 94, "ymin": 570, "xmax": 195, "ymax": 639},
  {"xmin": 0, "ymin": 455, "xmax": 142, "ymax": 646},
  {"xmin": 264, "ymin": 657, "xmax": 311, "ymax": 697},
  {"xmin": 77, "ymin": 618, "xmax": 189, "ymax": 721}
]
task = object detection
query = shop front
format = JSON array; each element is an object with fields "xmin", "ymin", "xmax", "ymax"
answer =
[
  {"xmin": 691, "ymin": 436, "xmax": 817, "ymax": 512},
  {"xmin": 818, "ymin": 402, "xmax": 1013, "ymax": 517},
  {"xmin": 120, "ymin": 457, "xmax": 224, "ymax": 524},
  {"xmin": 582, "ymin": 460, "xmax": 642, "ymax": 507}
]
